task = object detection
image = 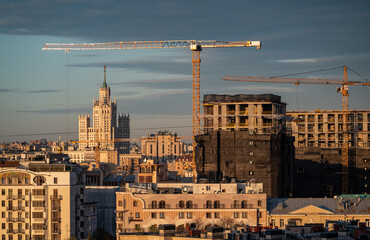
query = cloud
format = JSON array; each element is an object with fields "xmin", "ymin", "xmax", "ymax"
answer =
[
  {"xmin": 277, "ymin": 58, "xmax": 321, "ymax": 63},
  {"xmin": 16, "ymin": 106, "xmax": 90, "ymax": 115},
  {"xmin": 0, "ymin": 89, "xmax": 15, "ymax": 92},
  {"xmin": 25, "ymin": 89, "xmax": 61, "ymax": 93},
  {"xmin": 68, "ymin": 58, "xmax": 190, "ymax": 75}
]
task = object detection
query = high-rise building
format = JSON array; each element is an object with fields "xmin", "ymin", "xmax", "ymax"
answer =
[
  {"xmin": 79, "ymin": 66, "xmax": 130, "ymax": 154},
  {"xmin": 0, "ymin": 163, "xmax": 96, "ymax": 240},
  {"xmin": 196, "ymin": 94, "xmax": 294, "ymax": 198}
]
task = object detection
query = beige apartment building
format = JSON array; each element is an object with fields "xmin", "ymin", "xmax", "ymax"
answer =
[
  {"xmin": 202, "ymin": 94, "xmax": 287, "ymax": 134},
  {"xmin": 140, "ymin": 131, "xmax": 184, "ymax": 162},
  {"xmin": 79, "ymin": 66, "xmax": 130, "ymax": 154},
  {"xmin": 116, "ymin": 184, "xmax": 267, "ymax": 234},
  {"xmin": 287, "ymin": 110, "xmax": 370, "ymax": 148},
  {"xmin": 0, "ymin": 163, "xmax": 96, "ymax": 240}
]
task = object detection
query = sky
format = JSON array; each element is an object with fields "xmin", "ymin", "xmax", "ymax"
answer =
[{"xmin": 0, "ymin": 0, "xmax": 369, "ymax": 143}]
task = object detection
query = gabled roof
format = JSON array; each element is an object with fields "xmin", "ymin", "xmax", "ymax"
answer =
[{"xmin": 290, "ymin": 205, "xmax": 334, "ymax": 214}]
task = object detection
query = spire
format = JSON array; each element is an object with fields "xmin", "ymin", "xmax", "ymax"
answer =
[{"xmin": 102, "ymin": 65, "xmax": 107, "ymax": 88}]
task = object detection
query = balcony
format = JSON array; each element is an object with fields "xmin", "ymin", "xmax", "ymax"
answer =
[
  {"xmin": 52, "ymin": 206, "xmax": 61, "ymax": 211},
  {"xmin": 52, "ymin": 217, "xmax": 61, "ymax": 223},
  {"xmin": 33, "ymin": 195, "xmax": 46, "ymax": 199},
  {"xmin": 6, "ymin": 229, "xmax": 16, "ymax": 234},
  {"xmin": 52, "ymin": 229, "xmax": 61, "ymax": 234},
  {"xmin": 16, "ymin": 229, "xmax": 25, "ymax": 234},
  {"xmin": 6, "ymin": 218, "xmax": 15, "ymax": 222},
  {"xmin": 50, "ymin": 195, "xmax": 63, "ymax": 200},
  {"xmin": 227, "ymin": 123, "xmax": 235, "ymax": 127},
  {"xmin": 32, "ymin": 229, "xmax": 46, "ymax": 234},
  {"xmin": 33, "ymin": 218, "xmax": 45, "ymax": 223},
  {"xmin": 239, "ymin": 123, "xmax": 248, "ymax": 127}
]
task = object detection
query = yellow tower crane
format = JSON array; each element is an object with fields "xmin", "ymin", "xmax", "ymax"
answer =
[
  {"xmin": 43, "ymin": 39, "xmax": 261, "ymax": 182},
  {"xmin": 223, "ymin": 66, "xmax": 370, "ymax": 194}
]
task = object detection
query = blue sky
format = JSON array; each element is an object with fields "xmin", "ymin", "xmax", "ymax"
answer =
[{"xmin": 0, "ymin": 0, "xmax": 369, "ymax": 142}]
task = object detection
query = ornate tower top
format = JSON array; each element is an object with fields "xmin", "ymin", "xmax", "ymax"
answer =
[{"xmin": 102, "ymin": 65, "xmax": 107, "ymax": 88}]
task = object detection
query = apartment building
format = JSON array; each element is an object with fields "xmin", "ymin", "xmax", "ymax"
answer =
[
  {"xmin": 203, "ymin": 94, "xmax": 287, "ymax": 134},
  {"xmin": 0, "ymin": 163, "xmax": 96, "ymax": 240},
  {"xmin": 140, "ymin": 131, "xmax": 184, "ymax": 162},
  {"xmin": 116, "ymin": 184, "xmax": 267, "ymax": 234},
  {"xmin": 287, "ymin": 110, "xmax": 370, "ymax": 148},
  {"xmin": 174, "ymin": 154, "xmax": 193, "ymax": 178}
]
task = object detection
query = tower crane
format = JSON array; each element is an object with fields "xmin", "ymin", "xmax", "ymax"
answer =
[
  {"xmin": 43, "ymin": 39, "xmax": 261, "ymax": 181},
  {"xmin": 223, "ymin": 66, "xmax": 370, "ymax": 194}
]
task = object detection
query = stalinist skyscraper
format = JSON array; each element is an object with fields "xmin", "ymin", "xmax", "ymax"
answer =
[{"xmin": 79, "ymin": 66, "xmax": 130, "ymax": 154}]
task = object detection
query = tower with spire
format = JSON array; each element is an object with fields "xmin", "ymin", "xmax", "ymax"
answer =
[{"xmin": 79, "ymin": 65, "xmax": 130, "ymax": 154}]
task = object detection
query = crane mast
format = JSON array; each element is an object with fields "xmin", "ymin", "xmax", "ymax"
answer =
[
  {"xmin": 223, "ymin": 66, "xmax": 370, "ymax": 194},
  {"xmin": 43, "ymin": 39, "xmax": 261, "ymax": 182}
]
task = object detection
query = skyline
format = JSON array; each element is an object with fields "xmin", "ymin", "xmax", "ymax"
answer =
[{"xmin": 1, "ymin": 0, "xmax": 370, "ymax": 142}]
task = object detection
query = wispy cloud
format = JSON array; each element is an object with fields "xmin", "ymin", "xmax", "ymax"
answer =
[
  {"xmin": 277, "ymin": 58, "xmax": 320, "ymax": 63},
  {"xmin": 16, "ymin": 106, "xmax": 90, "ymax": 115},
  {"xmin": 25, "ymin": 89, "xmax": 61, "ymax": 94},
  {"xmin": 0, "ymin": 89, "xmax": 16, "ymax": 92}
]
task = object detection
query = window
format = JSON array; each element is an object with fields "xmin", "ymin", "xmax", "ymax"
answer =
[
  {"xmin": 271, "ymin": 219, "xmax": 276, "ymax": 227},
  {"xmin": 1, "ymin": 223, "xmax": 4, "ymax": 229},
  {"xmin": 206, "ymin": 200, "xmax": 212, "ymax": 209},
  {"xmin": 1, "ymin": 189, "xmax": 4, "ymax": 195},
  {"xmin": 187, "ymin": 212, "xmax": 193, "ymax": 219},
  {"xmin": 159, "ymin": 201, "xmax": 166, "ymax": 209},
  {"xmin": 206, "ymin": 212, "xmax": 212, "ymax": 219},
  {"xmin": 54, "ymin": 178, "xmax": 58, "ymax": 184},
  {"xmin": 118, "ymin": 201, "xmax": 122, "ymax": 207},
  {"xmin": 159, "ymin": 212, "xmax": 165, "ymax": 219},
  {"xmin": 1, "ymin": 212, "xmax": 4, "ymax": 218},
  {"xmin": 214, "ymin": 212, "xmax": 220, "ymax": 218},
  {"xmin": 233, "ymin": 200, "xmax": 240, "ymax": 209},
  {"xmin": 179, "ymin": 212, "xmax": 184, "ymax": 219},
  {"xmin": 214, "ymin": 200, "xmax": 220, "ymax": 209},
  {"xmin": 280, "ymin": 219, "xmax": 285, "ymax": 228},
  {"xmin": 178, "ymin": 201, "xmax": 185, "ymax": 209},
  {"xmin": 242, "ymin": 212, "xmax": 248, "ymax": 218},
  {"xmin": 186, "ymin": 201, "xmax": 193, "ymax": 209},
  {"xmin": 135, "ymin": 212, "xmax": 140, "ymax": 218},
  {"xmin": 133, "ymin": 201, "xmax": 137, "ymax": 207},
  {"xmin": 151, "ymin": 212, "xmax": 157, "ymax": 219},
  {"xmin": 151, "ymin": 200, "xmax": 157, "ymax": 209},
  {"xmin": 234, "ymin": 212, "xmax": 239, "ymax": 218},
  {"xmin": 258, "ymin": 200, "xmax": 263, "ymax": 206}
]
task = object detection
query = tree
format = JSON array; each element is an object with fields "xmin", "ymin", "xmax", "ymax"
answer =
[{"xmin": 217, "ymin": 216, "xmax": 235, "ymax": 229}]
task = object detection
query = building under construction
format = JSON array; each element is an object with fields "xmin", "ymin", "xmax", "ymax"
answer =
[
  {"xmin": 196, "ymin": 94, "xmax": 295, "ymax": 198},
  {"xmin": 287, "ymin": 110, "xmax": 370, "ymax": 196}
]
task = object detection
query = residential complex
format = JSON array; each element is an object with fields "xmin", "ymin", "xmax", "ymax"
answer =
[
  {"xmin": 116, "ymin": 183, "xmax": 267, "ymax": 234},
  {"xmin": 0, "ymin": 163, "xmax": 96, "ymax": 240},
  {"xmin": 202, "ymin": 94, "xmax": 287, "ymax": 134},
  {"xmin": 78, "ymin": 66, "xmax": 130, "ymax": 153},
  {"xmin": 287, "ymin": 110, "xmax": 370, "ymax": 148},
  {"xmin": 140, "ymin": 131, "xmax": 185, "ymax": 162}
]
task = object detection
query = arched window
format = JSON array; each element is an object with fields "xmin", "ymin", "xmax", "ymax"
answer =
[
  {"xmin": 241, "ymin": 200, "xmax": 248, "ymax": 209},
  {"xmin": 206, "ymin": 200, "xmax": 212, "ymax": 209},
  {"xmin": 233, "ymin": 200, "xmax": 240, "ymax": 209},
  {"xmin": 179, "ymin": 200, "xmax": 185, "ymax": 209},
  {"xmin": 186, "ymin": 201, "xmax": 193, "ymax": 209},
  {"xmin": 214, "ymin": 200, "xmax": 220, "ymax": 209},
  {"xmin": 151, "ymin": 200, "xmax": 157, "ymax": 209},
  {"xmin": 159, "ymin": 200, "xmax": 166, "ymax": 209}
]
